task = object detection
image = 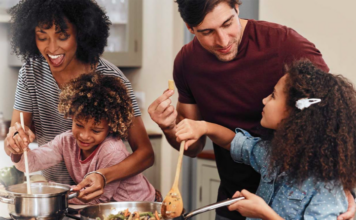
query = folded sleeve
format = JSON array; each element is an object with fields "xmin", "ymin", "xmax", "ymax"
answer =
[
  {"xmin": 230, "ymin": 128, "xmax": 267, "ymax": 174},
  {"xmin": 14, "ymin": 134, "xmax": 63, "ymax": 173}
]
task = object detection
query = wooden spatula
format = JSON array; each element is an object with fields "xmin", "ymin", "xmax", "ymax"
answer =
[
  {"xmin": 20, "ymin": 112, "xmax": 31, "ymax": 194},
  {"xmin": 161, "ymin": 140, "xmax": 185, "ymax": 219}
]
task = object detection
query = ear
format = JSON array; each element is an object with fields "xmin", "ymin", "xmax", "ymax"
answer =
[
  {"xmin": 234, "ymin": 4, "xmax": 240, "ymax": 16},
  {"xmin": 185, "ymin": 23, "xmax": 195, "ymax": 35}
]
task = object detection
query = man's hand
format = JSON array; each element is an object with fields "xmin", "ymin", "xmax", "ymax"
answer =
[
  {"xmin": 176, "ymin": 119, "xmax": 207, "ymax": 150},
  {"xmin": 71, "ymin": 173, "xmax": 105, "ymax": 203},
  {"xmin": 148, "ymin": 89, "xmax": 177, "ymax": 131},
  {"xmin": 337, "ymin": 190, "xmax": 356, "ymax": 220},
  {"xmin": 228, "ymin": 190, "xmax": 283, "ymax": 220}
]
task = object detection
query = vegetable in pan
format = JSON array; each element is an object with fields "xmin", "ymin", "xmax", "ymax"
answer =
[{"xmin": 99, "ymin": 209, "xmax": 161, "ymax": 220}]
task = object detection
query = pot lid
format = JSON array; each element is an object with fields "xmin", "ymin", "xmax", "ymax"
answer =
[{"xmin": 6, "ymin": 182, "xmax": 71, "ymax": 198}]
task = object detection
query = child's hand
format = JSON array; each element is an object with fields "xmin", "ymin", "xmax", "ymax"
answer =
[
  {"xmin": 228, "ymin": 190, "xmax": 282, "ymax": 220},
  {"xmin": 176, "ymin": 119, "xmax": 207, "ymax": 150}
]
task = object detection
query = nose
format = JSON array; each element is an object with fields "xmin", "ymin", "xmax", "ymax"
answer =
[
  {"xmin": 79, "ymin": 131, "xmax": 89, "ymax": 140},
  {"xmin": 215, "ymin": 29, "xmax": 229, "ymax": 48},
  {"xmin": 262, "ymin": 96, "xmax": 269, "ymax": 105},
  {"xmin": 48, "ymin": 39, "xmax": 59, "ymax": 53}
]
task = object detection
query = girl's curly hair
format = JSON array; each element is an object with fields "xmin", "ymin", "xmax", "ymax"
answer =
[
  {"xmin": 58, "ymin": 72, "xmax": 133, "ymax": 139},
  {"xmin": 269, "ymin": 60, "xmax": 356, "ymax": 190},
  {"xmin": 9, "ymin": 0, "xmax": 111, "ymax": 65}
]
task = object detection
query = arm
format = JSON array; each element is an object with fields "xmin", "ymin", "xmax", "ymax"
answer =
[
  {"xmin": 175, "ymin": 119, "xmax": 235, "ymax": 150},
  {"xmin": 148, "ymin": 90, "xmax": 206, "ymax": 157},
  {"xmin": 72, "ymin": 116, "xmax": 154, "ymax": 202},
  {"xmin": 12, "ymin": 136, "xmax": 63, "ymax": 173},
  {"xmin": 337, "ymin": 190, "xmax": 356, "ymax": 220},
  {"xmin": 98, "ymin": 116, "xmax": 154, "ymax": 183},
  {"xmin": 4, "ymin": 110, "xmax": 35, "ymax": 156},
  {"xmin": 228, "ymin": 190, "xmax": 284, "ymax": 220}
]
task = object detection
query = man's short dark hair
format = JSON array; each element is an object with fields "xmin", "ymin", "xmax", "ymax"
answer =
[
  {"xmin": 175, "ymin": 0, "xmax": 242, "ymax": 27},
  {"xmin": 9, "ymin": 0, "xmax": 111, "ymax": 65}
]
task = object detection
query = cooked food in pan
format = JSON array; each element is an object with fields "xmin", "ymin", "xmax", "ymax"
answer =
[{"xmin": 99, "ymin": 209, "xmax": 162, "ymax": 220}]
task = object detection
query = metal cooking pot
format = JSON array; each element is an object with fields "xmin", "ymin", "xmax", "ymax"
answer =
[{"xmin": 0, "ymin": 182, "xmax": 77, "ymax": 220}]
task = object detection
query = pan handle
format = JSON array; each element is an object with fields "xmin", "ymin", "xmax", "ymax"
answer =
[
  {"xmin": 65, "ymin": 208, "xmax": 81, "ymax": 220},
  {"xmin": 183, "ymin": 197, "xmax": 245, "ymax": 219},
  {"xmin": 68, "ymin": 188, "xmax": 78, "ymax": 200},
  {"xmin": 0, "ymin": 195, "xmax": 14, "ymax": 204}
]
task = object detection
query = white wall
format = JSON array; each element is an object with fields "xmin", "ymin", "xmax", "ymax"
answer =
[
  {"xmin": 259, "ymin": 0, "xmax": 356, "ymax": 83},
  {"xmin": 122, "ymin": 0, "xmax": 185, "ymax": 195},
  {"xmin": 0, "ymin": 23, "xmax": 18, "ymax": 120}
]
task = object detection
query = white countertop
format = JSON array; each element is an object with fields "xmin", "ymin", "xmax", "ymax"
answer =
[{"xmin": 0, "ymin": 140, "xmax": 39, "ymax": 218}]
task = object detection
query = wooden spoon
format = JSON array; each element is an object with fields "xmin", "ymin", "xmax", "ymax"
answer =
[
  {"xmin": 161, "ymin": 140, "xmax": 185, "ymax": 219},
  {"xmin": 20, "ymin": 112, "xmax": 31, "ymax": 194}
]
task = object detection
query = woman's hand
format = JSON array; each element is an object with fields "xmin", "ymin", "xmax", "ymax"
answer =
[
  {"xmin": 71, "ymin": 172, "xmax": 105, "ymax": 203},
  {"xmin": 228, "ymin": 190, "xmax": 283, "ymax": 220},
  {"xmin": 176, "ymin": 119, "xmax": 207, "ymax": 150},
  {"xmin": 5, "ymin": 122, "xmax": 35, "ymax": 155}
]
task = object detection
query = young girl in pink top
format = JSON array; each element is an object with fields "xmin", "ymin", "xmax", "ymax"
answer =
[{"xmin": 11, "ymin": 72, "xmax": 155, "ymax": 204}]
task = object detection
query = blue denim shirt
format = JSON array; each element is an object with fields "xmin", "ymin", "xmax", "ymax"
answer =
[{"xmin": 230, "ymin": 128, "xmax": 348, "ymax": 220}]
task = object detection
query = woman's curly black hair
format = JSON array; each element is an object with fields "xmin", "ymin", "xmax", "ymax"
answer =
[
  {"xmin": 268, "ymin": 60, "xmax": 356, "ymax": 190},
  {"xmin": 9, "ymin": 0, "xmax": 111, "ymax": 65},
  {"xmin": 58, "ymin": 72, "xmax": 133, "ymax": 139}
]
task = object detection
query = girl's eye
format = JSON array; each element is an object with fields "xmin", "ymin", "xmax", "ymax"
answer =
[
  {"xmin": 92, "ymin": 130, "xmax": 101, "ymax": 134},
  {"xmin": 76, "ymin": 123, "xmax": 83, "ymax": 128},
  {"xmin": 271, "ymin": 93, "xmax": 275, "ymax": 98}
]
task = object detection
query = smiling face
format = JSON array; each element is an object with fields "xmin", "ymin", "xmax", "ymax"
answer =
[
  {"xmin": 187, "ymin": 2, "xmax": 243, "ymax": 62},
  {"xmin": 261, "ymin": 75, "xmax": 290, "ymax": 130},
  {"xmin": 72, "ymin": 117, "xmax": 110, "ymax": 159},
  {"xmin": 35, "ymin": 18, "xmax": 78, "ymax": 74}
]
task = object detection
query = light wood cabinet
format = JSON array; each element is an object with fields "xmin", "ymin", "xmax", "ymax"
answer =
[{"xmin": 196, "ymin": 158, "xmax": 220, "ymax": 220}]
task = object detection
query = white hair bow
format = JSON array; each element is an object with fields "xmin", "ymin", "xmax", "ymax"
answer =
[{"xmin": 295, "ymin": 98, "xmax": 321, "ymax": 110}]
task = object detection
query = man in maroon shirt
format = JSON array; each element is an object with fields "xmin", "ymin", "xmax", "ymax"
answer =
[{"xmin": 148, "ymin": 1, "xmax": 356, "ymax": 219}]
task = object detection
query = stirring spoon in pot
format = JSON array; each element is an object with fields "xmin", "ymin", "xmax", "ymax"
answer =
[
  {"xmin": 161, "ymin": 140, "xmax": 185, "ymax": 219},
  {"xmin": 20, "ymin": 112, "xmax": 31, "ymax": 194}
]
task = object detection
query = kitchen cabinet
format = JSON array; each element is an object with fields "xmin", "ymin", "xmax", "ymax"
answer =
[
  {"xmin": 6, "ymin": 0, "xmax": 143, "ymax": 67},
  {"xmin": 196, "ymin": 156, "xmax": 220, "ymax": 220}
]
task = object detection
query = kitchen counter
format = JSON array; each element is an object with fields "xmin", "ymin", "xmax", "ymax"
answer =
[{"xmin": 197, "ymin": 149, "xmax": 215, "ymax": 161}]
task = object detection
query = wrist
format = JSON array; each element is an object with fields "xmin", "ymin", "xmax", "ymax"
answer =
[
  {"xmin": 161, "ymin": 124, "xmax": 176, "ymax": 133},
  {"xmin": 85, "ymin": 171, "xmax": 107, "ymax": 187},
  {"xmin": 200, "ymin": 121, "xmax": 208, "ymax": 135}
]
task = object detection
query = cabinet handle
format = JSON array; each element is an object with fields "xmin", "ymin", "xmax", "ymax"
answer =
[{"xmin": 199, "ymin": 186, "xmax": 202, "ymax": 202}]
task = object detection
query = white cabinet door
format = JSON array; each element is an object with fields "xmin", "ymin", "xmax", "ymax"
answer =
[{"xmin": 196, "ymin": 159, "xmax": 220, "ymax": 220}]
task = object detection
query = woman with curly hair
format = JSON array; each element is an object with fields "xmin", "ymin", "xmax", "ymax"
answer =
[
  {"xmin": 4, "ymin": 0, "xmax": 154, "ymax": 203},
  {"xmin": 10, "ymin": 72, "xmax": 156, "ymax": 204},
  {"xmin": 175, "ymin": 60, "xmax": 356, "ymax": 219}
]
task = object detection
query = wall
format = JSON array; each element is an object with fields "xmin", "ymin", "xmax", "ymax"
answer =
[
  {"xmin": 0, "ymin": 23, "xmax": 19, "ymax": 120},
  {"xmin": 122, "ymin": 0, "xmax": 184, "ymax": 195},
  {"xmin": 259, "ymin": 0, "xmax": 356, "ymax": 83}
]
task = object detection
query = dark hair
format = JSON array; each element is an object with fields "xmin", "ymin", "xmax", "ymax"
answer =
[
  {"xmin": 58, "ymin": 72, "xmax": 133, "ymax": 139},
  {"xmin": 9, "ymin": 0, "xmax": 111, "ymax": 65},
  {"xmin": 175, "ymin": 0, "xmax": 241, "ymax": 27},
  {"xmin": 269, "ymin": 60, "xmax": 356, "ymax": 190}
]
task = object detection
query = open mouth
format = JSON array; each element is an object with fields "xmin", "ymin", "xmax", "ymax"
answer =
[{"xmin": 47, "ymin": 54, "xmax": 65, "ymax": 67}]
